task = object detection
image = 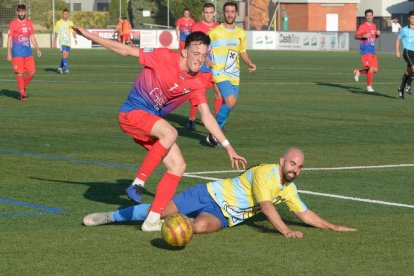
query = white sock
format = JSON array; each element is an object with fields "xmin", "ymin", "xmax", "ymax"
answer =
[
  {"xmin": 146, "ymin": 211, "xmax": 161, "ymax": 224},
  {"xmin": 132, "ymin": 178, "xmax": 145, "ymax": 186}
]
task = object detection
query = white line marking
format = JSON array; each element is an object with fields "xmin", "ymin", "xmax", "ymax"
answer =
[
  {"xmin": 298, "ymin": 190, "xmax": 414, "ymax": 209},
  {"xmin": 0, "ymin": 79, "xmax": 402, "ymax": 86},
  {"xmin": 184, "ymin": 163, "xmax": 414, "ymax": 209},
  {"xmin": 186, "ymin": 163, "xmax": 414, "ymax": 175}
]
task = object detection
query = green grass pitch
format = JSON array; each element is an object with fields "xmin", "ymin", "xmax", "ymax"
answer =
[{"xmin": 0, "ymin": 48, "xmax": 413, "ymax": 274}]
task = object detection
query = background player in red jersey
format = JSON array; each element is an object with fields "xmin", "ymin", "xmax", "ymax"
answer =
[
  {"xmin": 176, "ymin": 8, "xmax": 195, "ymax": 50},
  {"xmin": 353, "ymin": 9, "xmax": 380, "ymax": 92},
  {"xmin": 73, "ymin": 26, "xmax": 246, "ymax": 232},
  {"xmin": 187, "ymin": 3, "xmax": 222, "ymax": 131},
  {"xmin": 6, "ymin": 4, "xmax": 41, "ymax": 102}
]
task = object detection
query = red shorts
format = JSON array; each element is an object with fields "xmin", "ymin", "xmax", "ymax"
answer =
[
  {"xmin": 179, "ymin": 41, "xmax": 185, "ymax": 50},
  {"xmin": 118, "ymin": 110, "xmax": 161, "ymax": 150},
  {"xmin": 120, "ymin": 33, "xmax": 131, "ymax": 42},
  {"xmin": 361, "ymin": 54, "xmax": 378, "ymax": 69},
  {"xmin": 12, "ymin": 56, "xmax": 35, "ymax": 74}
]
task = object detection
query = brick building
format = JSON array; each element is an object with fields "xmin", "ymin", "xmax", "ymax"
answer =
[{"xmin": 277, "ymin": 0, "xmax": 359, "ymax": 31}]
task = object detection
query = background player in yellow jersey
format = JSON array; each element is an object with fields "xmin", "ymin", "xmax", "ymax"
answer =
[
  {"xmin": 83, "ymin": 147, "xmax": 356, "ymax": 238},
  {"xmin": 206, "ymin": 2, "xmax": 256, "ymax": 146},
  {"xmin": 53, "ymin": 8, "xmax": 77, "ymax": 74}
]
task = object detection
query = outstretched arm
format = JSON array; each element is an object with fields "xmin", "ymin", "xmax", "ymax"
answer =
[
  {"xmin": 295, "ymin": 209, "xmax": 357, "ymax": 232},
  {"xmin": 198, "ymin": 102, "xmax": 247, "ymax": 170},
  {"xmin": 73, "ymin": 26, "xmax": 139, "ymax": 57},
  {"xmin": 260, "ymin": 201, "xmax": 303, "ymax": 238}
]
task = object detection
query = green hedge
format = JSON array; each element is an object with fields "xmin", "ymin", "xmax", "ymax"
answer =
[{"xmin": 48, "ymin": 11, "xmax": 109, "ymax": 29}]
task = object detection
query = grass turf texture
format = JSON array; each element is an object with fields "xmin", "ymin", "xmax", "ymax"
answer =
[{"xmin": 0, "ymin": 48, "xmax": 413, "ymax": 275}]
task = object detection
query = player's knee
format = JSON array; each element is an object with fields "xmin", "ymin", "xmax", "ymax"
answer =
[
  {"xmin": 160, "ymin": 126, "xmax": 178, "ymax": 145},
  {"xmin": 192, "ymin": 221, "xmax": 210, "ymax": 234},
  {"xmin": 225, "ymin": 97, "xmax": 237, "ymax": 108}
]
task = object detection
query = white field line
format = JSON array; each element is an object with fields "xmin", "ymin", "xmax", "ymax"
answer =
[
  {"xmin": 186, "ymin": 163, "xmax": 414, "ymax": 175},
  {"xmin": 0, "ymin": 79, "xmax": 402, "ymax": 86},
  {"xmin": 298, "ymin": 190, "xmax": 414, "ymax": 209},
  {"xmin": 183, "ymin": 163, "xmax": 414, "ymax": 209}
]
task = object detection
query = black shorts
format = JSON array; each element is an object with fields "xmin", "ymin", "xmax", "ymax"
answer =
[{"xmin": 403, "ymin": 49, "xmax": 414, "ymax": 67}]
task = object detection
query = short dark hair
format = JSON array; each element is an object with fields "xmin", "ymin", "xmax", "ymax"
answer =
[
  {"xmin": 365, "ymin": 9, "xmax": 373, "ymax": 16},
  {"xmin": 17, "ymin": 4, "xmax": 26, "ymax": 11},
  {"xmin": 223, "ymin": 2, "xmax": 238, "ymax": 13},
  {"xmin": 183, "ymin": 7, "xmax": 190, "ymax": 12},
  {"xmin": 203, "ymin": 3, "xmax": 215, "ymax": 11},
  {"xmin": 62, "ymin": 8, "xmax": 69, "ymax": 13},
  {"xmin": 409, "ymin": 10, "xmax": 414, "ymax": 17},
  {"xmin": 185, "ymin": 31, "xmax": 210, "ymax": 49}
]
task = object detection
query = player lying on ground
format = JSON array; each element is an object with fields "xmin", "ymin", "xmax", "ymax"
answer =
[
  {"xmin": 83, "ymin": 147, "xmax": 356, "ymax": 238},
  {"xmin": 73, "ymin": 27, "xmax": 246, "ymax": 232}
]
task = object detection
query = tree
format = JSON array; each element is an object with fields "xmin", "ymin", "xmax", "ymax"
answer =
[
  {"xmin": 129, "ymin": 0, "xmax": 209, "ymax": 29},
  {"xmin": 109, "ymin": 0, "xmax": 128, "ymax": 25}
]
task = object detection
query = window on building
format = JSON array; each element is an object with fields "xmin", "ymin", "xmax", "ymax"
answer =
[
  {"xmin": 72, "ymin": 3, "xmax": 81, "ymax": 11},
  {"xmin": 97, "ymin": 3, "xmax": 109, "ymax": 11}
]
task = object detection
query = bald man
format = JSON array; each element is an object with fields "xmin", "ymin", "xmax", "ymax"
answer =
[{"xmin": 83, "ymin": 148, "xmax": 356, "ymax": 237}]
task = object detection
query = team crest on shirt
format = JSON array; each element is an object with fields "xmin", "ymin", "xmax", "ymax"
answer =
[{"xmin": 182, "ymin": 88, "xmax": 191, "ymax": 94}]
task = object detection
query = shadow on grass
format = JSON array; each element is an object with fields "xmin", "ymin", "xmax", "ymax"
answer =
[
  {"xmin": 150, "ymin": 238, "xmax": 186, "ymax": 251},
  {"xmin": 30, "ymin": 177, "xmax": 154, "ymax": 208},
  {"xmin": 0, "ymin": 89, "xmax": 20, "ymax": 100},
  {"xmin": 315, "ymin": 82, "xmax": 397, "ymax": 99},
  {"xmin": 44, "ymin": 67, "xmax": 61, "ymax": 74},
  {"xmin": 243, "ymin": 211, "xmax": 311, "ymax": 234},
  {"xmin": 164, "ymin": 113, "xmax": 212, "ymax": 147}
]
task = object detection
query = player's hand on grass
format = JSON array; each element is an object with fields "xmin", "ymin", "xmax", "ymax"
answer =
[
  {"xmin": 332, "ymin": 225, "xmax": 357, "ymax": 232},
  {"xmin": 284, "ymin": 230, "xmax": 303, "ymax": 238},
  {"xmin": 225, "ymin": 146, "xmax": 246, "ymax": 170}
]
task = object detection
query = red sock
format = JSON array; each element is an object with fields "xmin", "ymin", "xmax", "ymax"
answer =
[
  {"xmin": 136, "ymin": 141, "xmax": 168, "ymax": 182},
  {"xmin": 24, "ymin": 74, "xmax": 34, "ymax": 88},
  {"xmin": 189, "ymin": 105, "xmax": 197, "ymax": 121},
  {"xmin": 214, "ymin": 98, "xmax": 222, "ymax": 115},
  {"xmin": 150, "ymin": 172, "xmax": 181, "ymax": 214},
  {"xmin": 16, "ymin": 75, "xmax": 25, "ymax": 93},
  {"xmin": 367, "ymin": 71, "xmax": 373, "ymax": 86}
]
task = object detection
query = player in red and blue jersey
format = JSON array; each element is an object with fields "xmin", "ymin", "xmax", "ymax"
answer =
[
  {"xmin": 74, "ymin": 26, "xmax": 246, "ymax": 232},
  {"xmin": 187, "ymin": 3, "xmax": 221, "ymax": 131},
  {"xmin": 353, "ymin": 9, "xmax": 380, "ymax": 92},
  {"xmin": 6, "ymin": 4, "xmax": 41, "ymax": 102},
  {"xmin": 176, "ymin": 8, "xmax": 195, "ymax": 50}
]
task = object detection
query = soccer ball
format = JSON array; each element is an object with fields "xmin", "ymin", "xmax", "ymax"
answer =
[{"xmin": 161, "ymin": 214, "xmax": 193, "ymax": 247}]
